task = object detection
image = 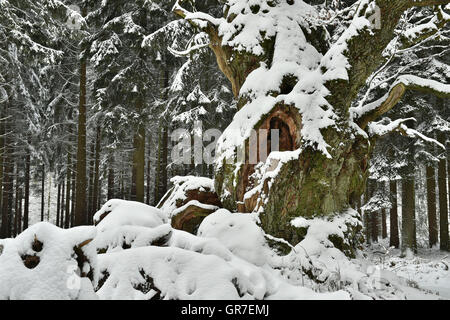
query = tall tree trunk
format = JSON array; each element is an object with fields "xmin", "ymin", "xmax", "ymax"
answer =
[
  {"xmin": 160, "ymin": 125, "xmax": 168, "ymax": 200},
  {"xmin": 107, "ymin": 152, "xmax": 115, "ymax": 201},
  {"xmin": 0, "ymin": 109, "xmax": 4, "ymax": 235},
  {"xmin": 74, "ymin": 54, "xmax": 88, "ymax": 226},
  {"xmin": 426, "ymin": 165, "xmax": 438, "ymax": 248},
  {"xmin": 390, "ymin": 180, "xmax": 399, "ymax": 248},
  {"xmin": 437, "ymin": 132, "xmax": 449, "ymax": 251},
  {"xmin": 23, "ymin": 138, "xmax": 30, "ymax": 230},
  {"xmin": 70, "ymin": 160, "xmax": 76, "ymax": 227},
  {"xmin": 92, "ymin": 126, "xmax": 101, "ymax": 214},
  {"xmin": 14, "ymin": 167, "xmax": 18, "ymax": 237},
  {"xmin": 363, "ymin": 180, "xmax": 372, "ymax": 245},
  {"xmin": 17, "ymin": 188, "xmax": 22, "ymax": 234},
  {"xmin": 64, "ymin": 152, "xmax": 72, "ymax": 229},
  {"xmin": 154, "ymin": 125, "xmax": 162, "ymax": 206},
  {"xmin": 40, "ymin": 164, "xmax": 45, "ymax": 222},
  {"xmin": 146, "ymin": 134, "xmax": 151, "ymax": 205},
  {"xmin": 56, "ymin": 181, "xmax": 61, "ymax": 227},
  {"xmin": 88, "ymin": 142, "xmax": 95, "ymax": 218},
  {"xmin": 381, "ymin": 209, "xmax": 387, "ymax": 239},
  {"xmin": 47, "ymin": 175, "xmax": 51, "ymax": 221},
  {"xmin": 401, "ymin": 177, "xmax": 417, "ymax": 255},
  {"xmin": 60, "ymin": 177, "xmax": 65, "ymax": 228},
  {"xmin": 131, "ymin": 97, "xmax": 145, "ymax": 202}
]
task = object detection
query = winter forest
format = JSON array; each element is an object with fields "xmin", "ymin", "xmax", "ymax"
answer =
[{"xmin": 0, "ymin": 0, "xmax": 449, "ymax": 301}]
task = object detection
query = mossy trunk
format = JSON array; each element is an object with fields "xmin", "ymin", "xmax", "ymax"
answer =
[{"xmin": 204, "ymin": 1, "xmax": 411, "ymax": 246}]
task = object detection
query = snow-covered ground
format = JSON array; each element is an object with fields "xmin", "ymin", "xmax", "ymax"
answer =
[
  {"xmin": 365, "ymin": 241, "xmax": 450, "ymax": 299},
  {"xmin": 1, "ymin": 199, "xmax": 449, "ymax": 300}
]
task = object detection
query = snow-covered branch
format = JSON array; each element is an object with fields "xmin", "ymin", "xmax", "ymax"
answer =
[
  {"xmin": 400, "ymin": 5, "xmax": 450, "ymax": 49},
  {"xmin": 354, "ymin": 75, "xmax": 450, "ymax": 129},
  {"xmin": 172, "ymin": 0, "xmax": 222, "ymax": 31}
]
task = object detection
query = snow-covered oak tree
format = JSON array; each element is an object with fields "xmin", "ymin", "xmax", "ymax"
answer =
[{"xmin": 173, "ymin": 0, "xmax": 450, "ymax": 245}]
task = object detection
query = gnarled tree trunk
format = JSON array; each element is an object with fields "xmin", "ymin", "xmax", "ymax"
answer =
[{"xmin": 174, "ymin": 0, "xmax": 450, "ymax": 246}]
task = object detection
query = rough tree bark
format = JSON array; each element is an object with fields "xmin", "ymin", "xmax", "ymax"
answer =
[
  {"xmin": 40, "ymin": 164, "xmax": 45, "ymax": 222},
  {"xmin": 74, "ymin": 5, "xmax": 88, "ymax": 227},
  {"xmin": 56, "ymin": 182, "xmax": 61, "ymax": 227},
  {"xmin": 74, "ymin": 56, "xmax": 88, "ymax": 226},
  {"xmin": 131, "ymin": 96, "xmax": 145, "ymax": 203},
  {"xmin": 107, "ymin": 152, "xmax": 115, "ymax": 200},
  {"xmin": 390, "ymin": 180, "xmax": 400, "ymax": 248},
  {"xmin": 146, "ymin": 134, "xmax": 151, "ymax": 205},
  {"xmin": 426, "ymin": 165, "xmax": 438, "ymax": 247},
  {"xmin": 23, "ymin": 139, "xmax": 30, "ymax": 230},
  {"xmin": 64, "ymin": 152, "xmax": 71, "ymax": 229},
  {"xmin": 402, "ymin": 177, "xmax": 417, "ymax": 255},
  {"xmin": 88, "ymin": 142, "xmax": 95, "ymax": 216},
  {"xmin": 437, "ymin": 132, "xmax": 449, "ymax": 251},
  {"xmin": 92, "ymin": 126, "xmax": 101, "ymax": 214}
]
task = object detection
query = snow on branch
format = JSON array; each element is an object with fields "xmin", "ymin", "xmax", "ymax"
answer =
[
  {"xmin": 172, "ymin": 0, "xmax": 222, "ymax": 30},
  {"xmin": 353, "ymin": 75, "xmax": 450, "ymax": 129},
  {"xmin": 367, "ymin": 116, "xmax": 445, "ymax": 148},
  {"xmin": 400, "ymin": 5, "xmax": 450, "ymax": 49},
  {"xmin": 367, "ymin": 117, "xmax": 415, "ymax": 137},
  {"xmin": 399, "ymin": 124, "xmax": 446, "ymax": 149},
  {"xmin": 168, "ymin": 42, "xmax": 209, "ymax": 57}
]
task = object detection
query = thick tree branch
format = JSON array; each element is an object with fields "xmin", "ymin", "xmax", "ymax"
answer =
[{"xmin": 355, "ymin": 75, "xmax": 450, "ymax": 129}]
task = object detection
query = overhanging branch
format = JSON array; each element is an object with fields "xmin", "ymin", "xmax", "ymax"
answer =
[{"xmin": 355, "ymin": 75, "xmax": 450, "ymax": 130}]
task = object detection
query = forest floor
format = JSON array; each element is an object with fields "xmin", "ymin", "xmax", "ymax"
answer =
[{"xmin": 365, "ymin": 240, "xmax": 450, "ymax": 299}]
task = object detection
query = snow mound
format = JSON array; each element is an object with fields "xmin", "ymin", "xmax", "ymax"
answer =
[
  {"xmin": 197, "ymin": 209, "xmax": 271, "ymax": 266},
  {"xmin": 93, "ymin": 224, "xmax": 173, "ymax": 254},
  {"xmin": 95, "ymin": 239, "xmax": 349, "ymax": 300},
  {"xmin": 0, "ymin": 223, "xmax": 98, "ymax": 300},
  {"xmin": 94, "ymin": 199, "xmax": 167, "ymax": 232}
]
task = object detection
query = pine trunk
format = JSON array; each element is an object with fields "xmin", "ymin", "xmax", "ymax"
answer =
[
  {"xmin": 107, "ymin": 153, "xmax": 115, "ymax": 200},
  {"xmin": 17, "ymin": 188, "xmax": 22, "ymax": 234},
  {"xmin": 92, "ymin": 127, "xmax": 101, "ymax": 214},
  {"xmin": 14, "ymin": 170, "xmax": 18, "ymax": 236},
  {"xmin": 88, "ymin": 142, "xmax": 95, "ymax": 217},
  {"xmin": 74, "ymin": 54, "xmax": 88, "ymax": 226},
  {"xmin": 64, "ymin": 152, "xmax": 71, "ymax": 229},
  {"xmin": 146, "ymin": 134, "xmax": 151, "ymax": 205},
  {"xmin": 160, "ymin": 125, "xmax": 168, "ymax": 199},
  {"xmin": 381, "ymin": 209, "xmax": 387, "ymax": 239},
  {"xmin": 426, "ymin": 165, "xmax": 438, "ymax": 247},
  {"xmin": 131, "ymin": 97, "xmax": 145, "ymax": 203},
  {"xmin": 23, "ymin": 139, "xmax": 30, "ymax": 230},
  {"xmin": 0, "ymin": 119, "xmax": 10, "ymax": 238},
  {"xmin": 390, "ymin": 180, "xmax": 400, "ymax": 248},
  {"xmin": 437, "ymin": 132, "xmax": 449, "ymax": 251},
  {"xmin": 60, "ymin": 178, "xmax": 65, "ymax": 228},
  {"xmin": 70, "ymin": 161, "xmax": 76, "ymax": 227},
  {"xmin": 40, "ymin": 165, "xmax": 45, "ymax": 222},
  {"xmin": 154, "ymin": 125, "xmax": 162, "ymax": 205},
  {"xmin": 56, "ymin": 182, "xmax": 61, "ymax": 227},
  {"xmin": 401, "ymin": 177, "xmax": 417, "ymax": 255}
]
